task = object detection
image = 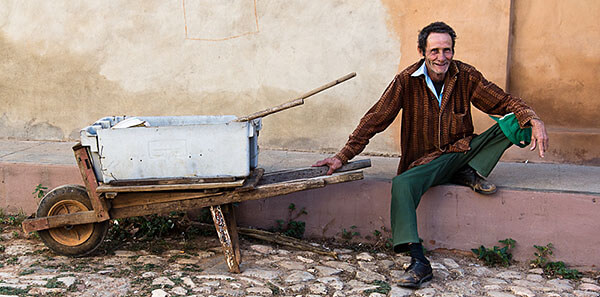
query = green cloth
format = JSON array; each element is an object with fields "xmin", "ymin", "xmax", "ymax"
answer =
[
  {"xmin": 489, "ymin": 113, "xmax": 532, "ymax": 148},
  {"xmin": 391, "ymin": 123, "xmax": 513, "ymax": 252}
]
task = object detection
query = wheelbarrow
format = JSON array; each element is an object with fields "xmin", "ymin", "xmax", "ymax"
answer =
[{"xmin": 21, "ymin": 73, "xmax": 370, "ymax": 273}]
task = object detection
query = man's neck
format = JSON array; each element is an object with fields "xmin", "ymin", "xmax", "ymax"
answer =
[{"xmin": 427, "ymin": 69, "xmax": 445, "ymax": 83}]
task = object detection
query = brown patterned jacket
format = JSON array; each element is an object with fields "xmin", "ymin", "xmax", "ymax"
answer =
[{"xmin": 334, "ymin": 59, "xmax": 539, "ymax": 175}]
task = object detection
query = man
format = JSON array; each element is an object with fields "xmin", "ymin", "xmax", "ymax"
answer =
[{"xmin": 314, "ymin": 22, "xmax": 548, "ymax": 288}]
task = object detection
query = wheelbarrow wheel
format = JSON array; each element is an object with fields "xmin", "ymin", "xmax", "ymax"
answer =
[{"xmin": 36, "ymin": 185, "xmax": 109, "ymax": 257}]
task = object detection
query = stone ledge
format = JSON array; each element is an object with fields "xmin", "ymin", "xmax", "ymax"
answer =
[
  {"xmin": 1, "ymin": 139, "xmax": 598, "ymax": 270},
  {"xmin": 235, "ymin": 179, "xmax": 600, "ymax": 270}
]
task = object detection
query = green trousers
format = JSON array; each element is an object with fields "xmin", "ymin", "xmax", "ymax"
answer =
[{"xmin": 391, "ymin": 123, "xmax": 513, "ymax": 252}]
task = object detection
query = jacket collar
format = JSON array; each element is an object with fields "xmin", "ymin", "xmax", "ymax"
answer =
[{"xmin": 410, "ymin": 59, "xmax": 460, "ymax": 80}]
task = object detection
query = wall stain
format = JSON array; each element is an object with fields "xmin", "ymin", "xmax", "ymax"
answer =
[{"xmin": 0, "ymin": 32, "xmax": 357, "ymax": 152}]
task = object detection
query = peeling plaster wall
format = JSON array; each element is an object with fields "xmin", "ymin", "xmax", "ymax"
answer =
[
  {"xmin": 0, "ymin": 1, "xmax": 598, "ymax": 164},
  {"xmin": 0, "ymin": 1, "xmax": 399, "ymax": 153}
]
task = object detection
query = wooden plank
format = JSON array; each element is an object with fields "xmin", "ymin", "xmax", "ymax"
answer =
[
  {"xmin": 96, "ymin": 179, "xmax": 244, "ymax": 193},
  {"xmin": 73, "ymin": 144, "xmax": 110, "ymax": 222},
  {"xmin": 111, "ymin": 178, "xmax": 326, "ymax": 219},
  {"xmin": 110, "ymin": 171, "xmax": 363, "ymax": 219},
  {"xmin": 210, "ymin": 205, "xmax": 240, "ymax": 273},
  {"xmin": 234, "ymin": 168, "xmax": 264, "ymax": 192},
  {"xmin": 22, "ymin": 211, "xmax": 98, "ymax": 233},
  {"xmin": 106, "ymin": 176, "xmax": 237, "ymax": 187},
  {"xmin": 111, "ymin": 191, "xmax": 221, "ymax": 209},
  {"xmin": 260, "ymin": 159, "xmax": 371, "ymax": 185}
]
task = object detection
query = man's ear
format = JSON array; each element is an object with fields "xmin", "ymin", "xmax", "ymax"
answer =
[{"xmin": 417, "ymin": 46, "xmax": 424, "ymax": 57}]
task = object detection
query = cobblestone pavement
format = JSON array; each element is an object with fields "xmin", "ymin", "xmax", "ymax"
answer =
[{"xmin": 0, "ymin": 226, "xmax": 599, "ymax": 297}]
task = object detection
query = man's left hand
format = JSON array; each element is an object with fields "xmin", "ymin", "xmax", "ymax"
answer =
[{"xmin": 530, "ymin": 118, "xmax": 548, "ymax": 158}]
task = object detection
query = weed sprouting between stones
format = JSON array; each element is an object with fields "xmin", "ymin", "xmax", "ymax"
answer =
[
  {"xmin": 274, "ymin": 203, "xmax": 307, "ymax": 239},
  {"xmin": 341, "ymin": 225, "xmax": 360, "ymax": 240},
  {"xmin": 0, "ymin": 286, "xmax": 30, "ymax": 295},
  {"xmin": 472, "ymin": 238, "xmax": 516, "ymax": 267},
  {"xmin": 364, "ymin": 280, "xmax": 392, "ymax": 295},
  {"xmin": 0, "ymin": 208, "xmax": 28, "ymax": 227},
  {"xmin": 531, "ymin": 243, "xmax": 581, "ymax": 279}
]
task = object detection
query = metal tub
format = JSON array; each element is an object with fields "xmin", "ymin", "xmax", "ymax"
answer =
[{"xmin": 80, "ymin": 115, "xmax": 261, "ymax": 183}]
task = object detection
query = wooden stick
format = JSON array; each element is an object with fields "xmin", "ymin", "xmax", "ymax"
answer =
[
  {"xmin": 238, "ymin": 227, "xmax": 338, "ymax": 259},
  {"xmin": 191, "ymin": 222, "xmax": 338, "ymax": 259},
  {"xmin": 235, "ymin": 72, "xmax": 356, "ymax": 122},
  {"xmin": 260, "ymin": 159, "xmax": 370, "ymax": 185}
]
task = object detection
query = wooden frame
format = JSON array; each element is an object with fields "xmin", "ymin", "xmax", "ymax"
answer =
[{"xmin": 22, "ymin": 145, "xmax": 370, "ymax": 273}]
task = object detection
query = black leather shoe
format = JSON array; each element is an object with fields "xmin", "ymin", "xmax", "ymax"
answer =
[
  {"xmin": 451, "ymin": 166, "xmax": 497, "ymax": 195},
  {"xmin": 397, "ymin": 258, "xmax": 433, "ymax": 288}
]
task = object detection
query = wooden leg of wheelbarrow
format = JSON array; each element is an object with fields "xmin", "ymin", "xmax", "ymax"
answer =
[
  {"xmin": 221, "ymin": 204, "xmax": 241, "ymax": 263},
  {"xmin": 210, "ymin": 204, "xmax": 241, "ymax": 273}
]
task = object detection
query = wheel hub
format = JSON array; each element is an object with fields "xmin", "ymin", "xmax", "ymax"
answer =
[{"xmin": 47, "ymin": 200, "xmax": 94, "ymax": 246}]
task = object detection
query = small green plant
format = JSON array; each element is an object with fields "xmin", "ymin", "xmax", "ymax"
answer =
[
  {"xmin": 0, "ymin": 244, "xmax": 5, "ymax": 253},
  {"xmin": 103, "ymin": 213, "xmax": 185, "ymax": 253},
  {"xmin": 6, "ymin": 256, "xmax": 18, "ymax": 265},
  {"xmin": 341, "ymin": 225, "xmax": 360, "ymax": 240},
  {"xmin": 0, "ymin": 210, "xmax": 27, "ymax": 226},
  {"xmin": 531, "ymin": 243, "xmax": 581, "ymax": 279},
  {"xmin": 370, "ymin": 227, "xmax": 394, "ymax": 251},
  {"xmin": 18, "ymin": 269, "xmax": 35, "ymax": 276},
  {"xmin": 33, "ymin": 184, "xmax": 48, "ymax": 200},
  {"xmin": 364, "ymin": 280, "xmax": 391, "ymax": 295},
  {"xmin": 45, "ymin": 277, "xmax": 64, "ymax": 288},
  {"xmin": 531, "ymin": 243, "xmax": 553, "ymax": 268},
  {"xmin": 274, "ymin": 203, "xmax": 307, "ymax": 239},
  {"xmin": 0, "ymin": 286, "xmax": 29, "ymax": 295},
  {"xmin": 472, "ymin": 238, "xmax": 516, "ymax": 267},
  {"xmin": 267, "ymin": 282, "xmax": 281, "ymax": 295}
]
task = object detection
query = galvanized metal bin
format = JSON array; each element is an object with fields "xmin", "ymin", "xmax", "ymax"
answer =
[{"xmin": 80, "ymin": 115, "xmax": 261, "ymax": 183}]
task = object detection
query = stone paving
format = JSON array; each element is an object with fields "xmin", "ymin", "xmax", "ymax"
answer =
[{"xmin": 0, "ymin": 226, "xmax": 599, "ymax": 297}]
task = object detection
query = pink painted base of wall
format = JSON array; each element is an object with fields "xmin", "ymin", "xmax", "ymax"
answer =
[
  {"xmin": 236, "ymin": 179, "xmax": 600, "ymax": 270},
  {"xmin": 0, "ymin": 162, "xmax": 83, "ymax": 214},
  {"xmin": 2, "ymin": 161, "xmax": 598, "ymax": 270}
]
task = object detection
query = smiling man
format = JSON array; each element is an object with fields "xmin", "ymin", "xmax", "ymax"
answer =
[{"xmin": 314, "ymin": 22, "xmax": 548, "ymax": 287}]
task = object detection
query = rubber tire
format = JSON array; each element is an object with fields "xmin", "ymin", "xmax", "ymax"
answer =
[{"xmin": 36, "ymin": 185, "xmax": 109, "ymax": 257}]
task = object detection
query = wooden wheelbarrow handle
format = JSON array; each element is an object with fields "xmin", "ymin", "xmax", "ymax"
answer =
[{"xmin": 235, "ymin": 72, "xmax": 356, "ymax": 122}]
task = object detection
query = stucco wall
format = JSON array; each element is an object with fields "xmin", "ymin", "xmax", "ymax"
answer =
[
  {"xmin": 0, "ymin": 1, "xmax": 399, "ymax": 154},
  {"xmin": 507, "ymin": 0, "xmax": 600, "ymax": 165},
  {"xmin": 1, "ymin": 0, "xmax": 598, "ymax": 165}
]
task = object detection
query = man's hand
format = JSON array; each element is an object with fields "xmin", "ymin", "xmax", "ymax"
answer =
[
  {"xmin": 530, "ymin": 118, "xmax": 549, "ymax": 158},
  {"xmin": 313, "ymin": 157, "xmax": 343, "ymax": 175}
]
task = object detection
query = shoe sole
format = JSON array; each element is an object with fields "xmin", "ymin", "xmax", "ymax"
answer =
[
  {"xmin": 397, "ymin": 273, "xmax": 433, "ymax": 288},
  {"xmin": 474, "ymin": 186, "xmax": 497, "ymax": 195}
]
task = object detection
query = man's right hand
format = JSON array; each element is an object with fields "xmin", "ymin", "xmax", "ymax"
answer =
[{"xmin": 313, "ymin": 157, "xmax": 343, "ymax": 175}]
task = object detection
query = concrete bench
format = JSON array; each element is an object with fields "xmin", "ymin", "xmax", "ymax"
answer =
[{"xmin": 1, "ymin": 140, "xmax": 599, "ymax": 270}]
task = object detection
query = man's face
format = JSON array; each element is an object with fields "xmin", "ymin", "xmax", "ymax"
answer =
[{"xmin": 420, "ymin": 32, "xmax": 454, "ymax": 82}]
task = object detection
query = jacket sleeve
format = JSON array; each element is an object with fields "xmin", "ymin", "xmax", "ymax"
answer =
[
  {"xmin": 468, "ymin": 69, "xmax": 539, "ymax": 128},
  {"xmin": 335, "ymin": 75, "xmax": 403, "ymax": 163}
]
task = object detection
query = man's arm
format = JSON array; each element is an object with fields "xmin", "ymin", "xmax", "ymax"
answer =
[
  {"xmin": 313, "ymin": 75, "xmax": 404, "ymax": 174},
  {"xmin": 466, "ymin": 67, "xmax": 549, "ymax": 158}
]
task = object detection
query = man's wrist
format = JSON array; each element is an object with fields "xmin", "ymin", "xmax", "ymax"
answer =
[
  {"xmin": 334, "ymin": 152, "xmax": 349, "ymax": 164},
  {"xmin": 530, "ymin": 118, "xmax": 543, "ymax": 126}
]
